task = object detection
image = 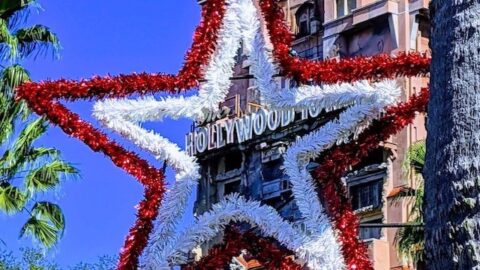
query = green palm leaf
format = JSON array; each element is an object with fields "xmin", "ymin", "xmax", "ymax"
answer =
[
  {"xmin": 1, "ymin": 117, "xmax": 48, "ymax": 179},
  {"xmin": 0, "ymin": 95, "xmax": 16, "ymax": 143},
  {"xmin": 0, "ymin": 183, "xmax": 26, "ymax": 214},
  {"xmin": 8, "ymin": 117, "xmax": 47, "ymax": 160},
  {"xmin": 15, "ymin": 25, "xmax": 59, "ymax": 58},
  {"xmin": 0, "ymin": 0, "xmax": 34, "ymax": 19},
  {"xmin": 0, "ymin": 0, "xmax": 71, "ymax": 250},
  {"xmin": 0, "ymin": 66, "xmax": 31, "ymax": 134},
  {"xmin": 0, "ymin": 18, "xmax": 18, "ymax": 59},
  {"xmin": 1, "ymin": 147, "xmax": 59, "ymax": 179},
  {"xmin": 395, "ymin": 217, "xmax": 425, "ymax": 264},
  {"xmin": 1, "ymin": 64, "xmax": 30, "ymax": 90},
  {"xmin": 0, "ymin": 97, "xmax": 29, "ymax": 145},
  {"xmin": 31, "ymin": 202, "xmax": 65, "ymax": 233},
  {"xmin": 26, "ymin": 147, "xmax": 59, "ymax": 162},
  {"xmin": 25, "ymin": 160, "xmax": 78, "ymax": 193},
  {"xmin": 403, "ymin": 140, "xmax": 426, "ymax": 174},
  {"xmin": 395, "ymin": 140, "xmax": 426, "ymax": 265},
  {"xmin": 19, "ymin": 216, "xmax": 58, "ymax": 248}
]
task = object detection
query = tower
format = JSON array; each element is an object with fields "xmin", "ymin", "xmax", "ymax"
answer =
[{"xmin": 192, "ymin": 0, "xmax": 430, "ymax": 269}]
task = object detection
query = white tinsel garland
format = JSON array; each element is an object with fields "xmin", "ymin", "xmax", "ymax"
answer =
[
  {"xmin": 92, "ymin": 0, "xmax": 401, "ymax": 268},
  {"xmin": 94, "ymin": 0, "xmax": 242, "ymax": 258}
]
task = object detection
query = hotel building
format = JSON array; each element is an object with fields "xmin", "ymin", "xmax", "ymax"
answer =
[{"xmin": 192, "ymin": 1, "xmax": 430, "ymax": 269}]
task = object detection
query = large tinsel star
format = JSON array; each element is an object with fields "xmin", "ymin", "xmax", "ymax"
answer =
[
  {"xmin": 93, "ymin": 0, "xmax": 399, "ymax": 269},
  {"xmin": 15, "ymin": 0, "xmax": 430, "ymax": 268}
]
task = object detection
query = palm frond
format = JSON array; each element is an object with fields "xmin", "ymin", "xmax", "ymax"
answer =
[
  {"xmin": 25, "ymin": 160, "xmax": 78, "ymax": 194},
  {"xmin": 0, "ymin": 0, "xmax": 35, "ymax": 20},
  {"xmin": 0, "ymin": 66, "xmax": 31, "ymax": 133},
  {"xmin": 0, "ymin": 96, "xmax": 28, "ymax": 144},
  {"xmin": 27, "ymin": 147, "xmax": 59, "ymax": 162},
  {"xmin": 0, "ymin": 18, "xmax": 18, "ymax": 59},
  {"xmin": 394, "ymin": 140, "xmax": 426, "ymax": 265},
  {"xmin": 9, "ymin": 117, "xmax": 47, "ymax": 157},
  {"xmin": 394, "ymin": 220, "xmax": 424, "ymax": 264},
  {"xmin": 19, "ymin": 216, "xmax": 59, "ymax": 248},
  {"xmin": 15, "ymin": 25, "xmax": 59, "ymax": 59},
  {"xmin": 410, "ymin": 181, "xmax": 424, "ymax": 219},
  {"xmin": 0, "ymin": 94, "xmax": 17, "ymax": 143},
  {"xmin": 402, "ymin": 140, "xmax": 426, "ymax": 174},
  {"xmin": 1, "ymin": 147, "xmax": 59, "ymax": 182},
  {"xmin": 2, "ymin": 117, "xmax": 48, "ymax": 177},
  {"xmin": 1, "ymin": 0, "xmax": 38, "ymax": 29},
  {"xmin": 0, "ymin": 183, "xmax": 26, "ymax": 214},
  {"xmin": 31, "ymin": 201, "xmax": 65, "ymax": 234},
  {"xmin": 1, "ymin": 64, "xmax": 30, "ymax": 91}
]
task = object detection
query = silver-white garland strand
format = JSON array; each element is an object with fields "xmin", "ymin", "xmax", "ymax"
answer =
[{"xmin": 92, "ymin": 0, "xmax": 400, "ymax": 268}]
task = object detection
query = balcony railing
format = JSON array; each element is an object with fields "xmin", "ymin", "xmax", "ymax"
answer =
[
  {"xmin": 222, "ymin": 94, "xmax": 241, "ymax": 118},
  {"xmin": 247, "ymin": 102, "xmax": 262, "ymax": 114}
]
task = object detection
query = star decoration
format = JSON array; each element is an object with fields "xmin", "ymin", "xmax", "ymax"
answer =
[
  {"xmin": 14, "ymin": 0, "xmax": 430, "ymax": 269},
  {"xmin": 93, "ymin": 0, "xmax": 400, "ymax": 269}
]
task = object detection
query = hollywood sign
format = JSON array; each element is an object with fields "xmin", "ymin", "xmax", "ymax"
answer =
[{"xmin": 185, "ymin": 107, "xmax": 323, "ymax": 156}]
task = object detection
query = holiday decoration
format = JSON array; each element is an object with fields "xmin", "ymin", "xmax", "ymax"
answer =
[
  {"xmin": 15, "ymin": 0, "xmax": 431, "ymax": 268},
  {"xmin": 187, "ymin": 88, "xmax": 429, "ymax": 270},
  {"xmin": 183, "ymin": 226, "xmax": 301, "ymax": 270},
  {"xmin": 315, "ymin": 88, "xmax": 429, "ymax": 269}
]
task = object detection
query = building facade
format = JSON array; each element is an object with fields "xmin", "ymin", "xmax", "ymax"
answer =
[{"xmin": 192, "ymin": 0, "xmax": 430, "ymax": 269}]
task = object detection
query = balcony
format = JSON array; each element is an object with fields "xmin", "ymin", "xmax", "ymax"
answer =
[
  {"xmin": 324, "ymin": 0, "xmax": 400, "ymax": 38},
  {"xmin": 409, "ymin": 0, "xmax": 430, "ymax": 12},
  {"xmin": 223, "ymin": 94, "xmax": 242, "ymax": 118},
  {"xmin": 262, "ymin": 178, "xmax": 291, "ymax": 200}
]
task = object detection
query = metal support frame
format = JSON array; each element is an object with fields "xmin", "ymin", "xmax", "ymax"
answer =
[{"xmin": 359, "ymin": 223, "xmax": 423, "ymax": 228}]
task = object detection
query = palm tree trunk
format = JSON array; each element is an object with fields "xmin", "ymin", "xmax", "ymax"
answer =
[{"xmin": 425, "ymin": 1, "xmax": 480, "ymax": 269}]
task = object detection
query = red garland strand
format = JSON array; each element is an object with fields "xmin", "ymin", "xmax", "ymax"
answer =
[
  {"xmin": 182, "ymin": 227, "xmax": 301, "ymax": 270},
  {"xmin": 16, "ymin": 0, "xmax": 226, "ymax": 101},
  {"xmin": 17, "ymin": 94, "xmax": 165, "ymax": 270},
  {"xmin": 13, "ymin": 0, "xmax": 432, "ymax": 268},
  {"xmin": 315, "ymin": 88, "xmax": 429, "ymax": 270},
  {"xmin": 179, "ymin": 90, "xmax": 429, "ymax": 270},
  {"xmin": 258, "ymin": 0, "xmax": 431, "ymax": 84},
  {"xmin": 14, "ymin": 1, "xmax": 226, "ymax": 269},
  {"xmin": 16, "ymin": 0, "xmax": 430, "ymax": 101}
]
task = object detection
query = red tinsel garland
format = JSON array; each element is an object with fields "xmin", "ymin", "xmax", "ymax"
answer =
[
  {"xmin": 315, "ymin": 88, "xmax": 429, "ymax": 270},
  {"xmin": 179, "ymin": 89, "xmax": 429, "ymax": 270},
  {"xmin": 16, "ymin": 0, "xmax": 430, "ymax": 101},
  {"xmin": 258, "ymin": 0, "xmax": 431, "ymax": 84},
  {"xmin": 16, "ymin": 94, "xmax": 165, "ymax": 270},
  {"xmin": 13, "ymin": 0, "xmax": 432, "ymax": 268},
  {"xmin": 182, "ymin": 227, "xmax": 301, "ymax": 270},
  {"xmin": 15, "ymin": 1, "xmax": 226, "ymax": 269},
  {"xmin": 17, "ymin": 0, "xmax": 226, "ymax": 101}
]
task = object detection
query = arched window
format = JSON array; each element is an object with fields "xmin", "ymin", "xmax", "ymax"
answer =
[{"xmin": 295, "ymin": 3, "xmax": 315, "ymax": 37}]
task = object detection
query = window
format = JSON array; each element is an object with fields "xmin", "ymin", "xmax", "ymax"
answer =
[
  {"xmin": 295, "ymin": 3, "xmax": 316, "ymax": 37},
  {"xmin": 225, "ymin": 151, "xmax": 243, "ymax": 172},
  {"xmin": 224, "ymin": 180, "xmax": 241, "ymax": 196},
  {"xmin": 336, "ymin": 0, "xmax": 357, "ymax": 18},
  {"xmin": 350, "ymin": 179, "xmax": 383, "ymax": 210},
  {"xmin": 216, "ymin": 151, "xmax": 243, "ymax": 178},
  {"xmin": 262, "ymin": 159, "xmax": 284, "ymax": 181},
  {"xmin": 299, "ymin": 12, "xmax": 310, "ymax": 36},
  {"xmin": 359, "ymin": 218, "xmax": 382, "ymax": 240}
]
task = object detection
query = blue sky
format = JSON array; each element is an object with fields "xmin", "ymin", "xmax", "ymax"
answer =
[{"xmin": 1, "ymin": 0, "xmax": 201, "ymax": 266}]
